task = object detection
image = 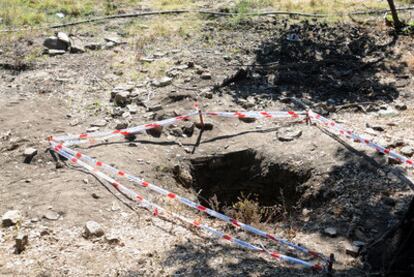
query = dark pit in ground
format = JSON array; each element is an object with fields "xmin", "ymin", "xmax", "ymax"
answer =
[{"xmin": 188, "ymin": 149, "xmax": 312, "ymax": 214}]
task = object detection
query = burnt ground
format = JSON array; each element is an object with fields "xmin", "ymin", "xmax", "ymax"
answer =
[{"xmin": 1, "ymin": 12, "xmax": 414, "ymax": 277}]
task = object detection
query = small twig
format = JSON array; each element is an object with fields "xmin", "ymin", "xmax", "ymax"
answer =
[
  {"xmin": 5, "ymin": 178, "xmax": 27, "ymax": 187},
  {"xmin": 336, "ymin": 103, "xmax": 368, "ymax": 113}
]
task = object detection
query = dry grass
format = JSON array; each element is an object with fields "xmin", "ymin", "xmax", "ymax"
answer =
[
  {"xmin": 110, "ymin": 52, "xmax": 174, "ymax": 83},
  {"xmin": 0, "ymin": 29, "xmax": 45, "ymax": 68},
  {"xmin": 231, "ymin": 0, "xmax": 395, "ymax": 14},
  {"xmin": 225, "ymin": 193, "xmax": 284, "ymax": 226},
  {"xmin": 125, "ymin": 13, "xmax": 202, "ymax": 59},
  {"xmin": 0, "ymin": 0, "xmax": 402, "ymax": 29},
  {"xmin": 152, "ymin": 0, "xmax": 196, "ymax": 10},
  {"xmin": 229, "ymin": 195, "xmax": 262, "ymax": 225},
  {"xmin": 264, "ymin": 0, "xmax": 390, "ymax": 14},
  {"xmin": 142, "ymin": 60, "xmax": 173, "ymax": 78},
  {"xmin": 109, "ymin": 10, "xmax": 201, "ymax": 82},
  {"xmin": 226, "ymin": 0, "xmax": 394, "ymax": 25}
]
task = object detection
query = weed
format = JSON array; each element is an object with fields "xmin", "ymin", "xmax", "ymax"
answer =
[
  {"xmin": 154, "ymin": 165, "xmax": 172, "ymax": 173},
  {"xmin": 225, "ymin": 193, "xmax": 282, "ymax": 226},
  {"xmin": 86, "ymin": 100, "xmax": 104, "ymax": 115},
  {"xmin": 230, "ymin": 193, "xmax": 262, "ymax": 225},
  {"xmin": 143, "ymin": 60, "xmax": 173, "ymax": 78},
  {"xmin": 201, "ymin": 33, "xmax": 215, "ymax": 48},
  {"xmin": 207, "ymin": 194, "xmax": 221, "ymax": 213},
  {"xmin": 228, "ymin": 0, "xmax": 255, "ymax": 26},
  {"xmin": 23, "ymin": 46, "xmax": 44, "ymax": 64},
  {"xmin": 104, "ymin": 0, "xmax": 118, "ymax": 16},
  {"xmin": 128, "ymin": 69, "xmax": 142, "ymax": 82}
]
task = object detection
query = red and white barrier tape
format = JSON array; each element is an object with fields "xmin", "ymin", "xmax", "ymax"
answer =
[
  {"xmin": 50, "ymin": 110, "xmax": 306, "ymax": 146},
  {"xmin": 308, "ymin": 110, "xmax": 414, "ymax": 168},
  {"xmin": 51, "ymin": 110, "xmax": 200, "ymax": 146},
  {"xmin": 48, "ymin": 109, "xmax": 326, "ymax": 272},
  {"xmin": 50, "ymin": 142, "xmax": 324, "ymax": 271},
  {"xmin": 52, "ymin": 142, "xmax": 326, "ymax": 261},
  {"xmin": 49, "ymin": 108, "xmax": 414, "ymax": 272}
]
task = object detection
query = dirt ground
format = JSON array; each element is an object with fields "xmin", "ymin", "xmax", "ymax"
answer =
[{"xmin": 1, "ymin": 6, "xmax": 414, "ymax": 277}]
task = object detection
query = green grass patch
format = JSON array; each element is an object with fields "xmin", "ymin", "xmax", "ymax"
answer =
[{"xmin": 0, "ymin": 0, "xmax": 142, "ymax": 28}]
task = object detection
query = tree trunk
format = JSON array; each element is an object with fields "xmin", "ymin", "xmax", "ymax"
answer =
[
  {"xmin": 366, "ymin": 196, "xmax": 414, "ymax": 276},
  {"xmin": 386, "ymin": 0, "xmax": 403, "ymax": 30}
]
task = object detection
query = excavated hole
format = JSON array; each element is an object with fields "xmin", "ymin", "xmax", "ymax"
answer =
[{"xmin": 188, "ymin": 149, "xmax": 312, "ymax": 222}]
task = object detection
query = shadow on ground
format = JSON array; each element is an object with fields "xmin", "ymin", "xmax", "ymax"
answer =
[
  {"xmin": 155, "ymin": 128, "xmax": 413, "ymax": 276},
  {"xmin": 225, "ymin": 20, "xmax": 409, "ymax": 111},
  {"xmin": 181, "ymin": 20, "xmax": 413, "ymax": 275},
  {"xmin": 155, "ymin": 240, "xmax": 364, "ymax": 276}
]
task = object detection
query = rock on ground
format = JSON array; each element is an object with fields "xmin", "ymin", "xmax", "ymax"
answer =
[
  {"xmin": 43, "ymin": 210, "xmax": 60, "ymax": 221},
  {"xmin": 146, "ymin": 126, "xmax": 163, "ymax": 138},
  {"xmin": 2, "ymin": 210, "xmax": 22, "ymax": 227},
  {"xmin": 47, "ymin": 49, "xmax": 66, "ymax": 56},
  {"xmin": 57, "ymin": 32, "xmax": 71, "ymax": 48},
  {"xmin": 152, "ymin": 77, "xmax": 173, "ymax": 87},
  {"xmin": 43, "ymin": 36, "xmax": 68, "ymax": 51},
  {"xmin": 23, "ymin": 147, "xmax": 37, "ymax": 157},
  {"xmin": 201, "ymin": 72, "xmax": 212, "ymax": 80},
  {"xmin": 91, "ymin": 120, "xmax": 107, "ymax": 127},
  {"xmin": 14, "ymin": 232, "xmax": 28, "ymax": 254},
  {"xmin": 70, "ymin": 36, "xmax": 86, "ymax": 53},
  {"xmin": 182, "ymin": 122, "xmax": 195, "ymax": 137},
  {"xmin": 114, "ymin": 91, "xmax": 131, "ymax": 107},
  {"xmin": 276, "ymin": 128, "xmax": 302, "ymax": 142},
  {"xmin": 400, "ymin": 146, "xmax": 414, "ymax": 156},
  {"xmin": 324, "ymin": 227, "xmax": 337, "ymax": 237},
  {"xmin": 83, "ymin": 221, "xmax": 104, "ymax": 238}
]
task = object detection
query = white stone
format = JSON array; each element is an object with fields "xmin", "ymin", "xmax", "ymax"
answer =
[
  {"xmin": 83, "ymin": 221, "xmax": 104, "ymax": 238},
  {"xmin": 2, "ymin": 210, "xmax": 22, "ymax": 227},
  {"xmin": 152, "ymin": 77, "xmax": 172, "ymax": 87},
  {"xmin": 57, "ymin": 32, "xmax": 71, "ymax": 46},
  {"xmin": 400, "ymin": 146, "xmax": 414, "ymax": 156},
  {"xmin": 276, "ymin": 128, "xmax": 302, "ymax": 142},
  {"xmin": 24, "ymin": 147, "xmax": 37, "ymax": 157},
  {"xmin": 91, "ymin": 120, "xmax": 107, "ymax": 127},
  {"xmin": 378, "ymin": 107, "xmax": 399, "ymax": 118},
  {"xmin": 324, "ymin": 227, "xmax": 337, "ymax": 237},
  {"xmin": 43, "ymin": 210, "xmax": 60, "ymax": 221}
]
